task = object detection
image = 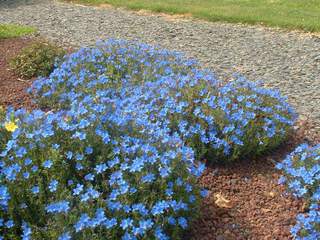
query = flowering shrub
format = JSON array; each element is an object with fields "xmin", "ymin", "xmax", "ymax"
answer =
[
  {"xmin": 10, "ymin": 41, "xmax": 66, "ymax": 79},
  {"xmin": 118, "ymin": 76, "xmax": 296, "ymax": 161},
  {"xmin": 276, "ymin": 143, "xmax": 320, "ymax": 239},
  {"xmin": 30, "ymin": 39, "xmax": 296, "ymax": 162},
  {"xmin": 0, "ymin": 96, "xmax": 206, "ymax": 239},
  {"xmin": 30, "ymin": 39, "xmax": 199, "ymax": 109}
]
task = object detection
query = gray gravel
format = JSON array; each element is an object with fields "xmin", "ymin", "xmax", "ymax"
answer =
[{"xmin": 1, "ymin": 0, "xmax": 320, "ymax": 133}]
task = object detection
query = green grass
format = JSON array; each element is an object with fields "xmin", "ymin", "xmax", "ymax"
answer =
[
  {"xmin": 65, "ymin": 0, "xmax": 320, "ymax": 32},
  {"xmin": 0, "ymin": 24, "xmax": 36, "ymax": 39}
]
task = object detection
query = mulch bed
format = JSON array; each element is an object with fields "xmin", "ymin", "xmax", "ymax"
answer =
[
  {"xmin": 188, "ymin": 123, "xmax": 320, "ymax": 240},
  {"xmin": 189, "ymin": 146, "xmax": 301, "ymax": 239},
  {"xmin": 0, "ymin": 37, "xmax": 318, "ymax": 240},
  {"xmin": 0, "ymin": 37, "xmax": 35, "ymax": 110}
]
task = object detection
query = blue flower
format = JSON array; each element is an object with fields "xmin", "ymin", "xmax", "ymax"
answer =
[
  {"xmin": 73, "ymin": 184, "xmax": 84, "ymax": 196},
  {"xmin": 31, "ymin": 165, "xmax": 38, "ymax": 172},
  {"xmin": 84, "ymin": 173, "xmax": 95, "ymax": 181},
  {"xmin": 5, "ymin": 220, "xmax": 14, "ymax": 228},
  {"xmin": 49, "ymin": 179, "xmax": 58, "ymax": 192},
  {"xmin": 21, "ymin": 222, "xmax": 31, "ymax": 240},
  {"xmin": 104, "ymin": 218, "xmax": 117, "ymax": 229},
  {"xmin": 178, "ymin": 217, "xmax": 188, "ymax": 229},
  {"xmin": 58, "ymin": 232, "xmax": 71, "ymax": 240},
  {"xmin": 200, "ymin": 189, "xmax": 209, "ymax": 198},
  {"xmin": 85, "ymin": 146, "xmax": 93, "ymax": 155},
  {"xmin": 120, "ymin": 218, "xmax": 133, "ymax": 230},
  {"xmin": 151, "ymin": 201, "xmax": 169, "ymax": 216},
  {"xmin": 75, "ymin": 214, "xmax": 90, "ymax": 232},
  {"xmin": 95, "ymin": 163, "xmax": 108, "ymax": 173},
  {"xmin": 45, "ymin": 201, "xmax": 70, "ymax": 214},
  {"xmin": 155, "ymin": 227, "xmax": 169, "ymax": 240},
  {"xmin": 75, "ymin": 153, "xmax": 84, "ymax": 161},
  {"xmin": 43, "ymin": 160, "xmax": 53, "ymax": 169},
  {"xmin": 24, "ymin": 158, "xmax": 32, "ymax": 166},
  {"xmin": 66, "ymin": 151, "xmax": 73, "ymax": 159},
  {"xmin": 72, "ymin": 131, "xmax": 86, "ymax": 140},
  {"xmin": 31, "ymin": 186, "xmax": 40, "ymax": 194}
]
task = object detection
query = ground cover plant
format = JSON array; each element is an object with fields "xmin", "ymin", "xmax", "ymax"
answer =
[
  {"xmin": 10, "ymin": 41, "xmax": 66, "ymax": 79},
  {"xmin": 64, "ymin": 0, "xmax": 320, "ymax": 32},
  {"xmin": 277, "ymin": 144, "xmax": 320, "ymax": 239},
  {"xmin": 117, "ymin": 76, "xmax": 296, "ymax": 162},
  {"xmin": 0, "ymin": 24, "xmax": 35, "ymax": 40},
  {"xmin": 0, "ymin": 38, "xmax": 310, "ymax": 239},
  {"xmin": 0, "ymin": 95, "xmax": 206, "ymax": 239},
  {"xmin": 30, "ymin": 39, "xmax": 201, "ymax": 109},
  {"xmin": 0, "ymin": 106, "xmax": 9, "ymax": 152},
  {"xmin": 30, "ymin": 39, "xmax": 296, "ymax": 162}
]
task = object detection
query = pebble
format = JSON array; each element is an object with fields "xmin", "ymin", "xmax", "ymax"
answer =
[{"xmin": 0, "ymin": 0, "xmax": 319, "ymax": 133}]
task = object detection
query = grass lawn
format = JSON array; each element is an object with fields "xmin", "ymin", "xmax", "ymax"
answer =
[
  {"xmin": 65, "ymin": 0, "xmax": 320, "ymax": 32},
  {"xmin": 0, "ymin": 24, "xmax": 36, "ymax": 39}
]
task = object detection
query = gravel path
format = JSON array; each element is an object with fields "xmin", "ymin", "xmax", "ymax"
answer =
[{"xmin": 1, "ymin": 0, "xmax": 320, "ymax": 132}]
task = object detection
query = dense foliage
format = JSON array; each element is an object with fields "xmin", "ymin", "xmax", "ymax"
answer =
[
  {"xmin": 0, "ymin": 96, "xmax": 206, "ymax": 239},
  {"xmin": 117, "ymin": 76, "xmax": 296, "ymax": 162},
  {"xmin": 277, "ymin": 143, "xmax": 320, "ymax": 240},
  {"xmin": 0, "ymin": 38, "xmax": 298, "ymax": 239},
  {"xmin": 0, "ymin": 106, "xmax": 9, "ymax": 153},
  {"xmin": 30, "ymin": 39, "xmax": 296, "ymax": 162},
  {"xmin": 30, "ymin": 39, "xmax": 199, "ymax": 109},
  {"xmin": 10, "ymin": 41, "xmax": 66, "ymax": 79}
]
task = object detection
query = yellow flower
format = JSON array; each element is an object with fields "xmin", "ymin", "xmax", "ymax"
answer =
[{"xmin": 4, "ymin": 121, "xmax": 18, "ymax": 132}]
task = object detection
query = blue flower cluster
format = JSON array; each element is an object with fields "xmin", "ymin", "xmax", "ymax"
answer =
[
  {"xmin": 30, "ymin": 39, "xmax": 296, "ymax": 162},
  {"xmin": 0, "ymin": 38, "xmax": 296, "ymax": 239},
  {"xmin": 276, "ymin": 143, "xmax": 320, "ymax": 239},
  {"xmin": 30, "ymin": 39, "xmax": 198, "ymax": 110},
  {"xmin": 118, "ymin": 75, "xmax": 296, "ymax": 161},
  {"xmin": 0, "ymin": 94, "xmax": 206, "ymax": 239}
]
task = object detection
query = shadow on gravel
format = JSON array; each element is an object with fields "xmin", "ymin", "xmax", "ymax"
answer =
[{"xmin": 0, "ymin": 0, "xmax": 46, "ymax": 8}]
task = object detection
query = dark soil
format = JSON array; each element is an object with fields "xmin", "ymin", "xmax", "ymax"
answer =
[
  {"xmin": 0, "ymin": 37, "xmax": 35, "ymax": 110},
  {"xmin": 1, "ymin": 37, "xmax": 318, "ymax": 240}
]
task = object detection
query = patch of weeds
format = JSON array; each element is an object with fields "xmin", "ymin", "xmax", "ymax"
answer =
[{"xmin": 10, "ymin": 41, "xmax": 66, "ymax": 79}]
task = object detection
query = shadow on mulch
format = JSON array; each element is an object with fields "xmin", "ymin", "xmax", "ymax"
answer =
[
  {"xmin": 0, "ymin": 37, "xmax": 36, "ymax": 110},
  {"xmin": 1, "ymin": 36, "xmax": 319, "ymax": 240},
  {"xmin": 0, "ymin": 0, "xmax": 42, "ymax": 8}
]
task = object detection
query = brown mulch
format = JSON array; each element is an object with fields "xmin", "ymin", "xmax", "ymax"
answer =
[
  {"xmin": 188, "ymin": 124, "xmax": 318, "ymax": 240},
  {"xmin": 0, "ymin": 37, "xmax": 36, "ymax": 110},
  {"xmin": 1, "ymin": 37, "xmax": 319, "ymax": 240},
  {"xmin": 189, "ymin": 155, "xmax": 302, "ymax": 240}
]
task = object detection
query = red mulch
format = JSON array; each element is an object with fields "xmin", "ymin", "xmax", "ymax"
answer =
[
  {"xmin": 1, "ymin": 37, "xmax": 318, "ymax": 240},
  {"xmin": 0, "ymin": 37, "xmax": 36, "ymax": 110},
  {"xmin": 187, "ymin": 121, "xmax": 320, "ymax": 240},
  {"xmin": 188, "ymin": 148, "xmax": 302, "ymax": 239},
  {"xmin": 187, "ymin": 125, "xmax": 318, "ymax": 240}
]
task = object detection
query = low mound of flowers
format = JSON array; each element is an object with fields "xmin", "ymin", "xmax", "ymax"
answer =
[
  {"xmin": 118, "ymin": 76, "xmax": 296, "ymax": 161},
  {"xmin": 30, "ymin": 39, "xmax": 296, "ymax": 163},
  {"xmin": 0, "ymin": 38, "xmax": 298, "ymax": 239},
  {"xmin": 276, "ymin": 143, "xmax": 320, "ymax": 240},
  {"xmin": 0, "ymin": 96, "xmax": 206, "ymax": 239},
  {"xmin": 30, "ymin": 39, "xmax": 200, "ymax": 110}
]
